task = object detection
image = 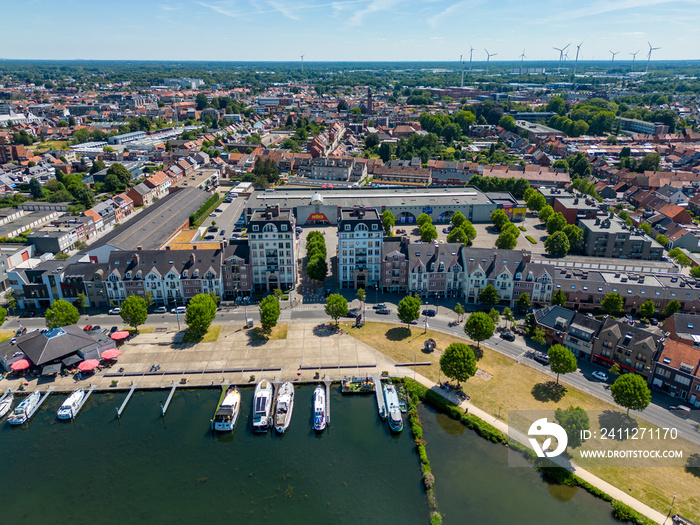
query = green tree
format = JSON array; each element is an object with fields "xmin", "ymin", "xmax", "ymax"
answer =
[
  {"xmin": 526, "ymin": 192, "xmax": 546, "ymax": 212},
  {"xmin": 416, "ymin": 213, "xmax": 432, "ymax": 227},
  {"xmin": 107, "ymin": 163, "xmax": 132, "ymax": 186},
  {"xmin": 478, "ymin": 285, "xmax": 500, "ymax": 308},
  {"xmin": 639, "ymin": 152, "xmax": 661, "ymax": 172},
  {"xmin": 120, "ymin": 295, "xmax": 148, "ymax": 333},
  {"xmin": 639, "ymin": 222, "xmax": 651, "ymax": 235},
  {"xmin": 638, "ymin": 300, "xmax": 655, "ymax": 318},
  {"xmin": 488, "ymin": 307, "xmax": 500, "ymax": 326},
  {"xmin": 420, "ymin": 223, "xmax": 438, "ymax": 242},
  {"xmin": 378, "ymin": 142, "xmax": 394, "ymax": 162},
  {"xmin": 664, "ymin": 300, "xmax": 681, "ymax": 316},
  {"xmin": 439, "ymin": 343, "xmax": 477, "ymax": 386},
  {"xmin": 516, "ymin": 292, "xmax": 531, "ymax": 312},
  {"xmin": 447, "ymin": 227, "xmax": 469, "ymax": 245},
  {"xmin": 0, "ymin": 306, "xmax": 6, "ymax": 326},
  {"xmin": 610, "ymin": 374, "xmax": 652, "ymax": 415},
  {"xmin": 544, "ymin": 231, "xmax": 570, "ymax": 257},
  {"xmin": 609, "ymin": 364, "xmax": 622, "ymax": 379},
  {"xmin": 656, "ymin": 234, "xmax": 669, "ymax": 247},
  {"xmin": 306, "ymin": 256, "xmax": 328, "ymax": 284},
  {"xmin": 547, "ymin": 96, "xmax": 567, "ymax": 116},
  {"xmin": 555, "ymin": 406, "xmax": 590, "ymax": 449},
  {"xmin": 71, "ymin": 185, "xmax": 95, "ymax": 208},
  {"xmin": 356, "ymin": 288, "xmax": 366, "ymax": 307},
  {"xmin": 490, "ymin": 209, "xmax": 510, "ymax": 231},
  {"xmin": 461, "ymin": 221, "xmax": 477, "ymax": 243},
  {"xmin": 195, "ymin": 93, "xmax": 208, "ymax": 110},
  {"xmin": 45, "ymin": 299, "xmax": 80, "ymax": 329},
  {"xmin": 454, "ymin": 303, "xmax": 465, "ymax": 322},
  {"xmin": 548, "ymin": 344, "xmax": 578, "ymax": 384},
  {"xmin": 498, "ymin": 115, "xmax": 517, "ymax": 132},
  {"xmin": 562, "ymin": 224, "xmax": 583, "ymax": 254},
  {"xmin": 397, "ymin": 295, "xmax": 421, "ymax": 329},
  {"xmin": 538, "ymin": 205, "xmax": 553, "ymax": 224},
  {"xmin": 74, "ymin": 292, "xmax": 87, "ymax": 313},
  {"xmin": 601, "ymin": 292, "xmax": 624, "ymax": 315},
  {"xmin": 382, "ymin": 210, "xmax": 395, "ymax": 236},
  {"xmin": 451, "ymin": 211, "xmax": 466, "ymax": 229},
  {"xmin": 29, "ymin": 178, "xmax": 44, "ymax": 199},
  {"xmin": 464, "ymin": 312, "xmax": 495, "ymax": 349},
  {"xmin": 531, "ymin": 327, "xmax": 546, "ymax": 345},
  {"xmin": 546, "ymin": 212, "xmax": 567, "ymax": 235},
  {"xmin": 6, "ymin": 290, "xmax": 17, "ymax": 315},
  {"xmin": 185, "ymin": 293, "xmax": 217, "ymax": 335},
  {"xmin": 325, "ymin": 294, "xmax": 348, "ymax": 326},
  {"xmin": 551, "ymin": 289, "xmax": 567, "ymax": 307},
  {"xmin": 259, "ymin": 295, "xmax": 281, "ymax": 333},
  {"xmin": 690, "ymin": 266, "xmax": 700, "ymax": 279},
  {"xmin": 496, "ymin": 230, "xmax": 518, "ymax": 249}
]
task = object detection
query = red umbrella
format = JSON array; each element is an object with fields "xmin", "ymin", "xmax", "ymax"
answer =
[
  {"xmin": 11, "ymin": 359, "xmax": 31, "ymax": 371},
  {"xmin": 78, "ymin": 359, "xmax": 100, "ymax": 372},
  {"xmin": 101, "ymin": 348, "xmax": 122, "ymax": 360},
  {"xmin": 110, "ymin": 331, "xmax": 130, "ymax": 341}
]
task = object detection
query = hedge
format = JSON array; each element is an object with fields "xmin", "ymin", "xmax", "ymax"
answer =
[
  {"xmin": 189, "ymin": 194, "xmax": 220, "ymax": 226},
  {"xmin": 518, "ymin": 226, "xmax": 527, "ymax": 231},
  {"xmin": 525, "ymin": 235, "xmax": 537, "ymax": 244}
]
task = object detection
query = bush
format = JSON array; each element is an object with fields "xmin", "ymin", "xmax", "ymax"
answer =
[
  {"xmin": 525, "ymin": 235, "xmax": 537, "ymax": 244},
  {"xmin": 430, "ymin": 512, "xmax": 443, "ymax": 525},
  {"xmin": 611, "ymin": 500, "xmax": 655, "ymax": 524},
  {"xmin": 518, "ymin": 226, "xmax": 526, "ymax": 231}
]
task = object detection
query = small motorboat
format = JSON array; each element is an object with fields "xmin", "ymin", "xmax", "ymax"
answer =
[
  {"xmin": 383, "ymin": 383, "xmax": 403, "ymax": 433},
  {"xmin": 274, "ymin": 382, "xmax": 294, "ymax": 433},
  {"xmin": 252, "ymin": 379, "xmax": 274, "ymax": 433},
  {"xmin": 0, "ymin": 390, "xmax": 14, "ymax": 419},
  {"xmin": 57, "ymin": 389, "xmax": 85, "ymax": 420},
  {"xmin": 313, "ymin": 384, "xmax": 326, "ymax": 432},
  {"xmin": 7, "ymin": 391, "xmax": 41, "ymax": 426},
  {"xmin": 211, "ymin": 386, "xmax": 241, "ymax": 432}
]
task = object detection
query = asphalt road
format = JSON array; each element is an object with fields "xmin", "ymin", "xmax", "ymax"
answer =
[{"xmin": 8, "ymin": 304, "xmax": 699, "ymax": 445}]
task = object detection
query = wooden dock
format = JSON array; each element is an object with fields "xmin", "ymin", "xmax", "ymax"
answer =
[
  {"xmin": 161, "ymin": 382, "xmax": 178, "ymax": 417},
  {"xmin": 28, "ymin": 386, "xmax": 55, "ymax": 421},
  {"xmin": 373, "ymin": 375, "xmax": 387, "ymax": 420},
  {"xmin": 323, "ymin": 380, "xmax": 331, "ymax": 425},
  {"xmin": 116, "ymin": 383, "xmax": 137, "ymax": 418},
  {"xmin": 74, "ymin": 385, "xmax": 96, "ymax": 417}
]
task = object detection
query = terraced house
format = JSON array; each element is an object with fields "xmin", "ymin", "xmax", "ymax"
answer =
[{"xmin": 408, "ymin": 241, "xmax": 463, "ymax": 298}]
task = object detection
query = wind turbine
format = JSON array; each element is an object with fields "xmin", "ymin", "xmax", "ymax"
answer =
[
  {"xmin": 460, "ymin": 54, "xmax": 465, "ymax": 87},
  {"xmin": 573, "ymin": 41, "xmax": 584, "ymax": 79},
  {"xmin": 646, "ymin": 42, "xmax": 660, "ymax": 73},
  {"xmin": 484, "ymin": 49, "xmax": 497, "ymax": 73},
  {"xmin": 553, "ymin": 43, "xmax": 570, "ymax": 74},
  {"xmin": 300, "ymin": 52, "xmax": 305, "ymax": 74},
  {"xmin": 609, "ymin": 50, "xmax": 620, "ymax": 66},
  {"xmin": 629, "ymin": 50, "xmax": 640, "ymax": 72},
  {"xmin": 519, "ymin": 49, "xmax": 526, "ymax": 75},
  {"xmin": 468, "ymin": 44, "xmax": 475, "ymax": 72}
]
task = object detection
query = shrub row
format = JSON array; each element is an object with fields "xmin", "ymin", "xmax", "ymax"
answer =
[
  {"xmin": 518, "ymin": 225, "xmax": 527, "ymax": 232},
  {"xmin": 525, "ymin": 235, "xmax": 537, "ymax": 244},
  {"xmin": 189, "ymin": 194, "xmax": 220, "ymax": 226},
  {"xmin": 611, "ymin": 501, "xmax": 656, "ymax": 525}
]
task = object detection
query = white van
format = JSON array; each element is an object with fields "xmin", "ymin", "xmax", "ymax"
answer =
[{"xmin": 171, "ymin": 306, "xmax": 187, "ymax": 314}]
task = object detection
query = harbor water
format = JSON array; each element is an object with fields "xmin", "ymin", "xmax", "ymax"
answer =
[{"xmin": 0, "ymin": 386, "xmax": 620, "ymax": 524}]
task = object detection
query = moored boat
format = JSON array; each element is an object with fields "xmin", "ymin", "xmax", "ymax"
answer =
[
  {"xmin": 211, "ymin": 386, "xmax": 241, "ymax": 432},
  {"xmin": 252, "ymin": 379, "xmax": 274, "ymax": 432},
  {"xmin": 57, "ymin": 389, "xmax": 85, "ymax": 420},
  {"xmin": 313, "ymin": 385, "xmax": 326, "ymax": 432},
  {"xmin": 7, "ymin": 391, "xmax": 41, "ymax": 426},
  {"xmin": 0, "ymin": 390, "xmax": 14, "ymax": 419},
  {"xmin": 274, "ymin": 381, "xmax": 295, "ymax": 433},
  {"xmin": 383, "ymin": 383, "xmax": 403, "ymax": 433}
]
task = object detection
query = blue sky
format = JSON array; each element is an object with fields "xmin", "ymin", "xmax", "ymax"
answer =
[{"xmin": 2, "ymin": 0, "xmax": 699, "ymax": 61}]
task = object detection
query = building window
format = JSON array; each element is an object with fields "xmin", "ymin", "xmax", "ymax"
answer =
[{"xmin": 252, "ymin": 225, "xmax": 259, "ymax": 232}]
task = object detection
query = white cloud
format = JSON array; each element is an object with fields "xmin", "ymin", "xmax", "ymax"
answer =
[
  {"xmin": 348, "ymin": 0, "xmax": 401, "ymax": 26},
  {"xmin": 426, "ymin": 0, "xmax": 469, "ymax": 28},
  {"xmin": 159, "ymin": 4, "xmax": 181, "ymax": 11}
]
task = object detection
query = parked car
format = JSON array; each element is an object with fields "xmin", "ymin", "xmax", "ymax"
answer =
[
  {"xmin": 90, "ymin": 325, "xmax": 101, "ymax": 332},
  {"xmin": 422, "ymin": 309, "xmax": 436, "ymax": 317},
  {"xmin": 233, "ymin": 227, "xmax": 243, "ymax": 233},
  {"xmin": 442, "ymin": 228, "xmax": 451, "ymax": 234},
  {"xmin": 500, "ymin": 332, "xmax": 515, "ymax": 342},
  {"xmin": 154, "ymin": 306, "xmax": 167, "ymax": 314},
  {"xmin": 376, "ymin": 308, "xmax": 390, "ymax": 315},
  {"xmin": 204, "ymin": 235, "xmax": 216, "ymax": 240},
  {"xmin": 208, "ymin": 226, "xmax": 218, "ymax": 232},
  {"xmin": 650, "ymin": 318, "xmax": 659, "ymax": 326},
  {"xmin": 171, "ymin": 306, "xmax": 187, "ymax": 314},
  {"xmin": 295, "ymin": 226, "xmax": 302, "ymax": 233},
  {"xmin": 83, "ymin": 325, "xmax": 93, "ymax": 332},
  {"xmin": 19, "ymin": 311, "xmax": 37, "ymax": 318},
  {"xmin": 219, "ymin": 230, "xmax": 226, "ymax": 236},
  {"xmin": 591, "ymin": 371, "xmax": 609, "ymax": 382},
  {"xmin": 215, "ymin": 208, "xmax": 223, "ymax": 213},
  {"xmin": 669, "ymin": 405, "xmax": 691, "ymax": 418},
  {"xmin": 625, "ymin": 314, "xmax": 633, "ymax": 321},
  {"xmin": 108, "ymin": 308, "xmax": 121, "ymax": 315},
  {"xmin": 533, "ymin": 353, "xmax": 550, "ymax": 365},
  {"xmin": 209, "ymin": 213, "xmax": 217, "ymax": 217},
  {"xmin": 372, "ymin": 303, "xmax": 387, "ymax": 310},
  {"xmin": 345, "ymin": 308, "xmax": 361, "ymax": 318},
  {"xmin": 109, "ymin": 326, "xmax": 119, "ymax": 334},
  {"xmin": 409, "ymin": 319, "xmax": 418, "ymax": 325}
]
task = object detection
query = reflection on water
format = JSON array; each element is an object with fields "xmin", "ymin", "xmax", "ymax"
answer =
[
  {"xmin": 548, "ymin": 484, "xmax": 580, "ymax": 502},
  {"xmin": 435, "ymin": 411, "xmax": 466, "ymax": 436}
]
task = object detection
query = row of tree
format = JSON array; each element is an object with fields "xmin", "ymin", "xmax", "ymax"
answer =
[
  {"xmin": 305, "ymin": 231, "xmax": 328, "ymax": 284},
  {"xmin": 489, "ymin": 209, "xmax": 521, "ymax": 250}
]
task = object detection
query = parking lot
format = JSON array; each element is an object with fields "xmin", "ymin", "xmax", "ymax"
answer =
[{"xmin": 199, "ymin": 194, "xmax": 249, "ymax": 240}]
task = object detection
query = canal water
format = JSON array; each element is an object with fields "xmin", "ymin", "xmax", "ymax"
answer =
[{"xmin": 0, "ymin": 386, "xmax": 618, "ymax": 524}]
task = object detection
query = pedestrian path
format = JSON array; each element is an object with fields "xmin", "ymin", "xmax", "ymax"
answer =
[{"xmin": 403, "ymin": 370, "xmax": 667, "ymax": 525}]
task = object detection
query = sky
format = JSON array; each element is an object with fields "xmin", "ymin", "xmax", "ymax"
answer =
[{"xmin": 1, "ymin": 0, "xmax": 700, "ymax": 62}]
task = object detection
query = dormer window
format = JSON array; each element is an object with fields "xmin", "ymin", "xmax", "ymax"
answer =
[
  {"xmin": 182, "ymin": 270, "xmax": 188, "ymax": 278},
  {"xmin": 193, "ymin": 269, "xmax": 199, "ymax": 278},
  {"xmin": 438, "ymin": 262, "xmax": 445, "ymax": 272},
  {"xmin": 125, "ymin": 271, "xmax": 131, "ymax": 279},
  {"xmin": 135, "ymin": 270, "xmax": 142, "ymax": 279},
  {"xmin": 430, "ymin": 263, "xmax": 435, "ymax": 271}
]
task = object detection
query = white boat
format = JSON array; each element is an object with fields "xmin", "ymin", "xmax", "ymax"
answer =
[
  {"xmin": 0, "ymin": 390, "xmax": 14, "ymax": 419},
  {"xmin": 212, "ymin": 386, "xmax": 241, "ymax": 432},
  {"xmin": 274, "ymin": 381, "xmax": 295, "ymax": 433},
  {"xmin": 252, "ymin": 379, "xmax": 274, "ymax": 432},
  {"xmin": 57, "ymin": 389, "xmax": 85, "ymax": 420},
  {"xmin": 383, "ymin": 383, "xmax": 403, "ymax": 433},
  {"xmin": 7, "ymin": 391, "xmax": 41, "ymax": 426},
  {"xmin": 313, "ymin": 385, "xmax": 326, "ymax": 432}
]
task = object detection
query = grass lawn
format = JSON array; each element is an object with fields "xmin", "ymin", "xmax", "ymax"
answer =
[
  {"xmin": 342, "ymin": 321, "xmax": 700, "ymax": 521},
  {"xmin": 30, "ymin": 140, "xmax": 70, "ymax": 152},
  {"xmin": 0, "ymin": 331, "xmax": 14, "ymax": 343},
  {"xmin": 182, "ymin": 324, "xmax": 222, "ymax": 343},
  {"xmin": 124, "ymin": 327, "xmax": 155, "ymax": 336},
  {"xmin": 252, "ymin": 323, "xmax": 288, "ymax": 341},
  {"xmin": 194, "ymin": 196, "xmax": 226, "ymax": 227}
]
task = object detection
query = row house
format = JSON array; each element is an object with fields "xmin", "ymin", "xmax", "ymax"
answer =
[
  {"xmin": 408, "ymin": 241, "xmax": 463, "ymax": 298},
  {"xmin": 112, "ymin": 193, "xmax": 134, "ymax": 222},
  {"xmin": 380, "ymin": 237, "xmax": 409, "ymax": 293},
  {"xmin": 127, "ymin": 183, "xmax": 154, "ymax": 207},
  {"xmin": 373, "ymin": 166, "xmax": 431, "ymax": 186},
  {"xmin": 144, "ymin": 170, "xmax": 171, "ymax": 199},
  {"xmin": 222, "ymin": 241, "xmax": 252, "ymax": 299},
  {"xmin": 247, "ymin": 205, "xmax": 297, "ymax": 292},
  {"xmin": 534, "ymin": 305, "xmax": 602, "ymax": 359},
  {"xmin": 105, "ymin": 249, "xmax": 223, "ymax": 306},
  {"xmin": 462, "ymin": 248, "xmax": 554, "ymax": 307},
  {"xmin": 651, "ymin": 338, "xmax": 700, "ymax": 406},
  {"xmin": 338, "ymin": 207, "xmax": 383, "ymax": 289}
]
